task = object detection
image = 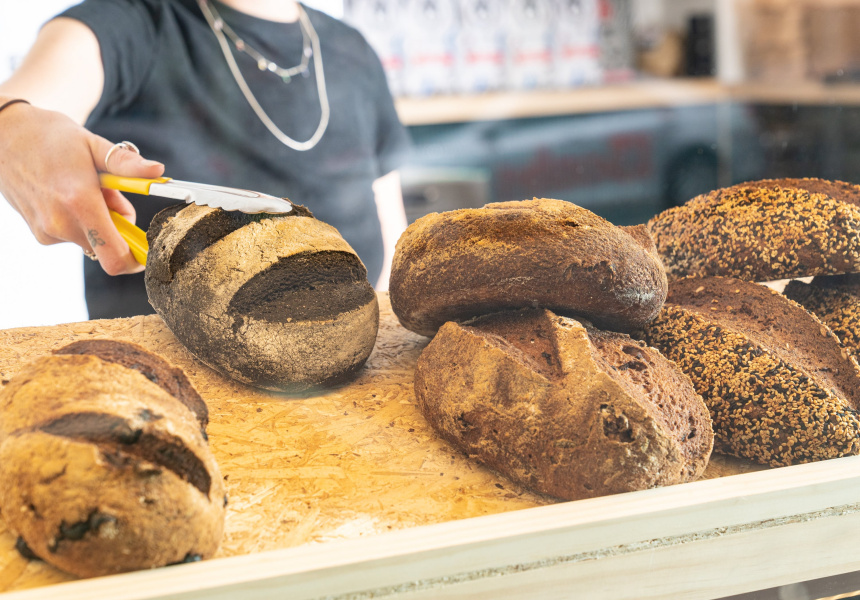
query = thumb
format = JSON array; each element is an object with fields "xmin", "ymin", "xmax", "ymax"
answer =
[{"xmin": 90, "ymin": 135, "xmax": 165, "ymax": 178}]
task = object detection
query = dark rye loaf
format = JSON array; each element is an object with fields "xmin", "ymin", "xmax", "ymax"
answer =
[
  {"xmin": 647, "ymin": 178, "xmax": 860, "ymax": 282},
  {"xmin": 784, "ymin": 273, "xmax": 860, "ymax": 357},
  {"xmin": 414, "ymin": 309, "xmax": 713, "ymax": 501},
  {"xmin": 643, "ymin": 276, "xmax": 860, "ymax": 466},
  {"xmin": 145, "ymin": 203, "xmax": 379, "ymax": 392},
  {"xmin": 0, "ymin": 341, "xmax": 225, "ymax": 578},
  {"xmin": 389, "ymin": 198, "xmax": 668, "ymax": 337}
]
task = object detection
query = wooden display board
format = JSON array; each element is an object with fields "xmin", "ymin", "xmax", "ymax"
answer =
[{"xmin": 0, "ymin": 293, "xmax": 857, "ymax": 600}]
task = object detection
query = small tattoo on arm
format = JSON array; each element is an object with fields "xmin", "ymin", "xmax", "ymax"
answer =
[{"xmin": 87, "ymin": 229, "xmax": 106, "ymax": 248}]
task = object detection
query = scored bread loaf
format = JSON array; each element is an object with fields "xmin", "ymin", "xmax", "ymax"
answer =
[
  {"xmin": 784, "ymin": 273, "xmax": 860, "ymax": 357},
  {"xmin": 145, "ymin": 203, "xmax": 379, "ymax": 392},
  {"xmin": 643, "ymin": 276, "xmax": 860, "ymax": 466},
  {"xmin": 414, "ymin": 309, "xmax": 713, "ymax": 500},
  {"xmin": 647, "ymin": 178, "xmax": 860, "ymax": 282},
  {"xmin": 389, "ymin": 198, "xmax": 668, "ymax": 337},
  {"xmin": 0, "ymin": 340, "xmax": 225, "ymax": 578}
]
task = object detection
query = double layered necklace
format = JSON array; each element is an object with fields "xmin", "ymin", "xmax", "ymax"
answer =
[{"xmin": 198, "ymin": 0, "xmax": 330, "ymax": 151}]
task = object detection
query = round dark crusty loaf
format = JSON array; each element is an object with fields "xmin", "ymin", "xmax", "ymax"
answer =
[
  {"xmin": 145, "ymin": 203, "xmax": 379, "ymax": 392},
  {"xmin": 647, "ymin": 178, "xmax": 860, "ymax": 282},
  {"xmin": 784, "ymin": 273, "xmax": 860, "ymax": 357},
  {"xmin": 643, "ymin": 276, "xmax": 860, "ymax": 466},
  {"xmin": 389, "ymin": 198, "xmax": 668, "ymax": 337},
  {"xmin": 0, "ymin": 340, "xmax": 225, "ymax": 578},
  {"xmin": 414, "ymin": 308, "xmax": 713, "ymax": 501}
]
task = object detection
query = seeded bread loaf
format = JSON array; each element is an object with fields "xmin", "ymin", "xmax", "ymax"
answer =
[
  {"xmin": 145, "ymin": 203, "xmax": 379, "ymax": 392},
  {"xmin": 389, "ymin": 198, "xmax": 668, "ymax": 337},
  {"xmin": 647, "ymin": 178, "xmax": 860, "ymax": 282},
  {"xmin": 0, "ymin": 340, "xmax": 225, "ymax": 578},
  {"xmin": 784, "ymin": 274, "xmax": 860, "ymax": 357},
  {"xmin": 414, "ymin": 309, "xmax": 713, "ymax": 500},
  {"xmin": 643, "ymin": 276, "xmax": 860, "ymax": 466}
]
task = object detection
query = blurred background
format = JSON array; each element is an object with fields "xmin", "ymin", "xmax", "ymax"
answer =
[{"xmin": 2, "ymin": 0, "xmax": 860, "ymax": 328}]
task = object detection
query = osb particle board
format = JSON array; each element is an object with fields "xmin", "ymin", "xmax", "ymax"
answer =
[{"xmin": 0, "ymin": 293, "xmax": 760, "ymax": 593}]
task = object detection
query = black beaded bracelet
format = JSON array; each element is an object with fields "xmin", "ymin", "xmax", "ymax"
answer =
[{"xmin": 0, "ymin": 98, "xmax": 30, "ymax": 116}]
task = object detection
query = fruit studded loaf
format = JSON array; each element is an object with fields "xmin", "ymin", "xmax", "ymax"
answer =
[
  {"xmin": 0, "ymin": 340, "xmax": 225, "ymax": 578},
  {"xmin": 414, "ymin": 309, "xmax": 713, "ymax": 500},
  {"xmin": 643, "ymin": 276, "xmax": 860, "ymax": 466},
  {"xmin": 784, "ymin": 274, "xmax": 860, "ymax": 357},
  {"xmin": 647, "ymin": 178, "xmax": 860, "ymax": 282},
  {"xmin": 389, "ymin": 198, "xmax": 668, "ymax": 337},
  {"xmin": 145, "ymin": 203, "xmax": 379, "ymax": 392}
]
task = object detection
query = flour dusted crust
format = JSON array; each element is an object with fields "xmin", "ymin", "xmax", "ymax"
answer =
[
  {"xmin": 414, "ymin": 309, "xmax": 713, "ymax": 500},
  {"xmin": 389, "ymin": 198, "xmax": 668, "ymax": 336},
  {"xmin": 0, "ymin": 342, "xmax": 225, "ymax": 578},
  {"xmin": 56, "ymin": 339, "xmax": 209, "ymax": 427},
  {"xmin": 647, "ymin": 178, "xmax": 860, "ymax": 282},
  {"xmin": 145, "ymin": 204, "xmax": 379, "ymax": 392},
  {"xmin": 644, "ymin": 276, "xmax": 860, "ymax": 466}
]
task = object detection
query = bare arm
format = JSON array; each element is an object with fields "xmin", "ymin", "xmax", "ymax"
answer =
[
  {"xmin": 0, "ymin": 18, "xmax": 164, "ymax": 275},
  {"xmin": 372, "ymin": 170, "xmax": 407, "ymax": 291},
  {"xmin": 1, "ymin": 18, "xmax": 103, "ymax": 123}
]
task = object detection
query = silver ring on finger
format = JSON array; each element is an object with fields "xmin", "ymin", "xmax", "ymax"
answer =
[{"xmin": 104, "ymin": 141, "xmax": 140, "ymax": 172}]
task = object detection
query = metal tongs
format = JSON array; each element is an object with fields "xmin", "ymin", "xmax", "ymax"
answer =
[{"xmin": 99, "ymin": 174, "xmax": 293, "ymax": 265}]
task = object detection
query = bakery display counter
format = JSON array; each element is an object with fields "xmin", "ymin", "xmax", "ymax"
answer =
[
  {"xmin": 0, "ymin": 293, "xmax": 858, "ymax": 600},
  {"xmin": 394, "ymin": 79, "xmax": 860, "ymax": 126},
  {"xmin": 731, "ymin": 82, "xmax": 860, "ymax": 107},
  {"xmin": 394, "ymin": 79, "xmax": 730, "ymax": 125}
]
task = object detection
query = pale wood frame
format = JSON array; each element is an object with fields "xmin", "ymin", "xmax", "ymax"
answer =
[
  {"xmin": 394, "ymin": 80, "xmax": 860, "ymax": 126},
  {"xmin": 2, "ymin": 455, "xmax": 859, "ymax": 600}
]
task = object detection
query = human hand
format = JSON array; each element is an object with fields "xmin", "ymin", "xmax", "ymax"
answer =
[{"xmin": 0, "ymin": 100, "xmax": 164, "ymax": 275}]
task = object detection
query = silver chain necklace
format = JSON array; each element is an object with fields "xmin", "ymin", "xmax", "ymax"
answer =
[
  {"xmin": 211, "ymin": 4, "xmax": 311, "ymax": 81},
  {"xmin": 198, "ymin": 0, "xmax": 330, "ymax": 151}
]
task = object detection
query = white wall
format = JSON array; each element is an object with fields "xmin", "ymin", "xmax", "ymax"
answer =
[
  {"xmin": 0, "ymin": 1, "xmax": 344, "ymax": 330},
  {"xmin": 0, "ymin": 0, "xmax": 87, "ymax": 330}
]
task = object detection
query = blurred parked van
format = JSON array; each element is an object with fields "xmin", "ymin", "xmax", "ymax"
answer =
[{"xmin": 402, "ymin": 102, "xmax": 764, "ymax": 226}]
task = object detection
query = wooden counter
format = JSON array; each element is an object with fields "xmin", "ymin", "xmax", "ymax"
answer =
[
  {"xmin": 395, "ymin": 79, "xmax": 730, "ymax": 125},
  {"xmin": 0, "ymin": 294, "xmax": 858, "ymax": 600},
  {"xmin": 395, "ymin": 79, "xmax": 860, "ymax": 126}
]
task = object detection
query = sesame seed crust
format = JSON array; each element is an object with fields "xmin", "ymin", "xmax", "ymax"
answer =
[
  {"xmin": 666, "ymin": 276, "xmax": 860, "ymax": 408},
  {"xmin": 644, "ymin": 277, "xmax": 860, "ymax": 466},
  {"xmin": 645, "ymin": 306, "xmax": 860, "ymax": 465},
  {"xmin": 647, "ymin": 178, "xmax": 860, "ymax": 282},
  {"xmin": 784, "ymin": 274, "xmax": 860, "ymax": 357}
]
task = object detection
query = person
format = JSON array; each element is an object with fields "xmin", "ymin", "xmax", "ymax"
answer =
[{"xmin": 0, "ymin": 0, "xmax": 410, "ymax": 318}]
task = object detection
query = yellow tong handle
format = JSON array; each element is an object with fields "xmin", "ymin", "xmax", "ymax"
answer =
[
  {"xmin": 99, "ymin": 173, "xmax": 172, "ymax": 195},
  {"xmin": 98, "ymin": 174, "xmax": 157, "ymax": 265},
  {"xmin": 109, "ymin": 211, "xmax": 148, "ymax": 266}
]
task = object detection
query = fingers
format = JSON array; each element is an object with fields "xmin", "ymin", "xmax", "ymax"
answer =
[
  {"xmin": 83, "ymin": 134, "xmax": 157, "ymax": 273},
  {"xmin": 82, "ymin": 211, "xmax": 144, "ymax": 275},
  {"xmin": 90, "ymin": 134, "xmax": 164, "ymax": 178},
  {"xmin": 0, "ymin": 104, "xmax": 149, "ymax": 274},
  {"xmin": 79, "ymin": 189, "xmax": 143, "ymax": 275},
  {"xmin": 102, "ymin": 188, "xmax": 137, "ymax": 225},
  {"xmin": 64, "ymin": 137, "xmax": 140, "ymax": 274}
]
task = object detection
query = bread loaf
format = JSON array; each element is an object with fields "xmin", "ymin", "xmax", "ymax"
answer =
[
  {"xmin": 145, "ymin": 203, "xmax": 379, "ymax": 392},
  {"xmin": 389, "ymin": 198, "xmax": 668, "ymax": 336},
  {"xmin": 647, "ymin": 178, "xmax": 860, "ymax": 282},
  {"xmin": 414, "ymin": 309, "xmax": 713, "ymax": 500},
  {"xmin": 643, "ymin": 276, "xmax": 860, "ymax": 466},
  {"xmin": 0, "ymin": 340, "xmax": 225, "ymax": 578},
  {"xmin": 784, "ymin": 274, "xmax": 860, "ymax": 356}
]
